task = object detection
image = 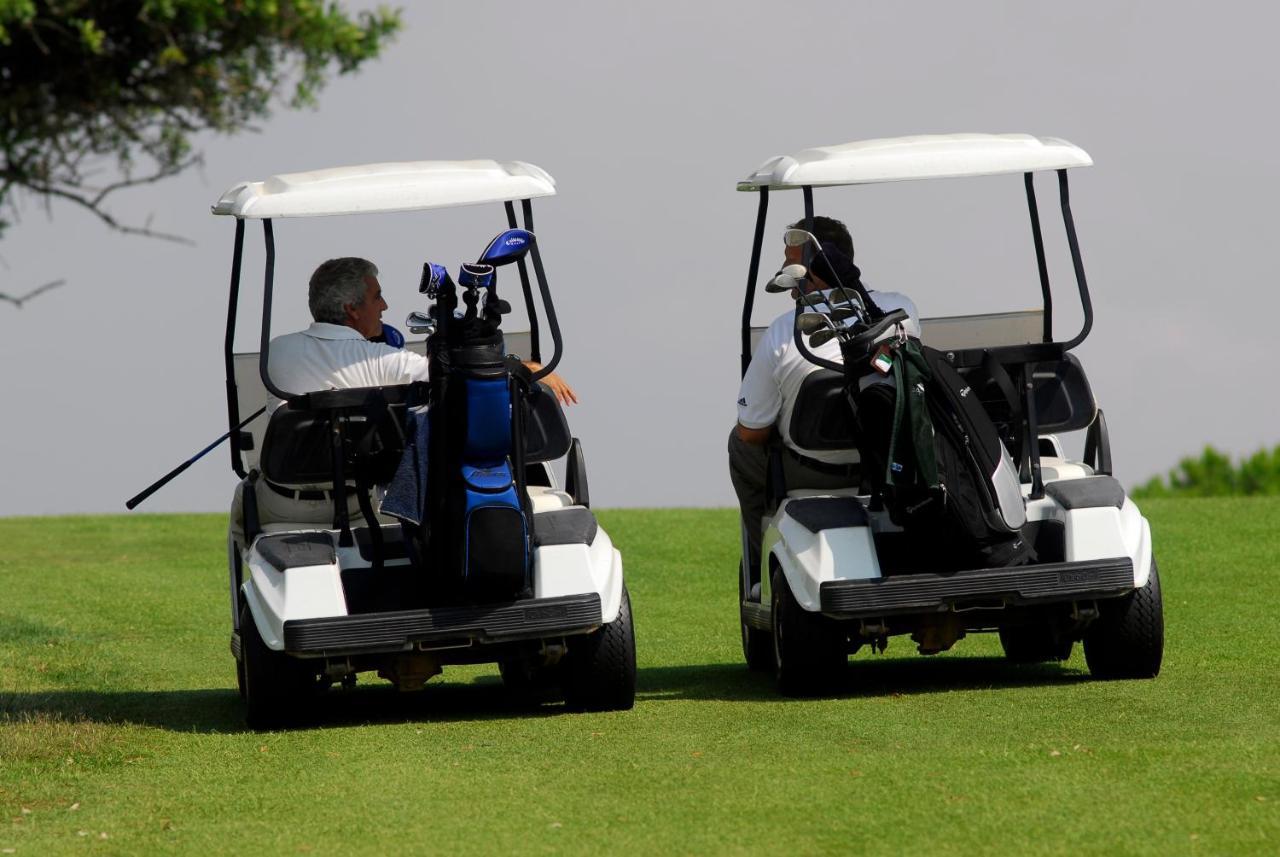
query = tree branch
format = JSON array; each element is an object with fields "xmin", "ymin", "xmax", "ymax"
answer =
[{"xmin": 0, "ymin": 278, "xmax": 65, "ymax": 309}]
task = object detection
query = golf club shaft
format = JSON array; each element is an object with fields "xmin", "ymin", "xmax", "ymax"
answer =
[{"xmin": 126, "ymin": 407, "xmax": 266, "ymax": 510}]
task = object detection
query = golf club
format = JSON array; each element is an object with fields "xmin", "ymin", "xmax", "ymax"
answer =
[{"xmin": 125, "ymin": 407, "xmax": 266, "ymax": 509}]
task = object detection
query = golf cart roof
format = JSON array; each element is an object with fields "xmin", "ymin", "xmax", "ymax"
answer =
[
  {"xmin": 737, "ymin": 133, "xmax": 1092, "ymax": 191},
  {"xmin": 212, "ymin": 159, "xmax": 556, "ymax": 218}
]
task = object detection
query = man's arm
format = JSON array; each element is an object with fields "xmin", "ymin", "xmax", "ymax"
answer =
[{"xmin": 735, "ymin": 423, "xmax": 773, "ymax": 445}]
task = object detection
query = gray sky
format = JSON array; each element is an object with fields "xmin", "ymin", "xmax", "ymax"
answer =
[{"xmin": 2, "ymin": 1, "xmax": 1276, "ymax": 516}]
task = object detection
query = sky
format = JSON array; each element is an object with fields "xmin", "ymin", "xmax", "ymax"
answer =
[{"xmin": 1, "ymin": 0, "xmax": 1276, "ymax": 516}]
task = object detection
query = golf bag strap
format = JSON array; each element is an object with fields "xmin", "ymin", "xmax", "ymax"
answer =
[
  {"xmin": 981, "ymin": 349, "xmax": 1023, "ymax": 464},
  {"xmin": 886, "ymin": 342, "xmax": 938, "ymax": 490}
]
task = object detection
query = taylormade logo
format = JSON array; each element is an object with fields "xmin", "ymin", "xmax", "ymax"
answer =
[
  {"xmin": 737, "ymin": 397, "xmax": 747, "ymax": 407},
  {"xmin": 960, "ymin": 386, "xmax": 971, "ymax": 397},
  {"xmin": 506, "ymin": 237, "xmax": 525, "ymax": 246}
]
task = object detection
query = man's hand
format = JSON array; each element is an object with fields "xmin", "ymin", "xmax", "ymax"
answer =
[{"xmin": 523, "ymin": 361, "xmax": 579, "ymax": 406}]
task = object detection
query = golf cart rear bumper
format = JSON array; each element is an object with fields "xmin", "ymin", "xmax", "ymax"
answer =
[
  {"xmin": 819, "ymin": 557, "xmax": 1134, "ymax": 618},
  {"xmin": 282, "ymin": 592, "xmax": 602, "ymax": 655}
]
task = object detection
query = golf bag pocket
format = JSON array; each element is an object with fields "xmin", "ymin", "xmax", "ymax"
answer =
[{"xmin": 461, "ymin": 463, "xmax": 529, "ymax": 596}]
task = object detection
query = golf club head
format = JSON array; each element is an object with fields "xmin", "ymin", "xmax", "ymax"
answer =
[
  {"xmin": 458, "ymin": 262, "xmax": 495, "ymax": 289},
  {"xmin": 808, "ymin": 327, "xmax": 840, "ymax": 347},
  {"xmin": 828, "ymin": 306, "xmax": 858, "ymax": 322},
  {"xmin": 765, "ymin": 263, "xmax": 808, "ymax": 293},
  {"xmin": 405, "ymin": 310, "xmax": 436, "ymax": 335},
  {"xmin": 487, "ymin": 298, "xmax": 513, "ymax": 315},
  {"xmin": 797, "ymin": 312, "xmax": 832, "ymax": 334},
  {"xmin": 478, "ymin": 228, "xmax": 534, "ymax": 266},
  {"xmin": 420, "ymin": 262, "xmax": 453, "ymax": 297},
  {"xmin": 826, "ymin": 286, "xmax": 865, "ymax": 310},
  {"xmin": 783, "ymin": 227, "xmax": 820, "ymax": 248},
  {"xmin": 799, "ymin": 290, "xmax": 828, "ymax": 308}
]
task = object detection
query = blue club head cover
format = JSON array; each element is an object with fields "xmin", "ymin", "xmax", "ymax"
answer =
[
  {"xmin": 459, "ymin": 262, "xmax": 495, "ymax": 289},
  {"xmin": 375, "ymin": 324, "xmax": 405, "ymax": 348},
  {"xmin": 478, "ymin": 228, "xmax": 534, "ymax": 267},
  {"xmin": 420, "ymin": 262, "xmax": 453, "ymax": 297}
]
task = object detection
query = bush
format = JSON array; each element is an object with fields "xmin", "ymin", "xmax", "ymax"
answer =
[{"xmin": 1133, "ymin": 445, "xmax": 1280, "ymax": 499}]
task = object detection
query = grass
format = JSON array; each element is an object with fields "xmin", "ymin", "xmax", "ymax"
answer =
[{"xmin": 1, "ymin": 501, "xmax": 1277, "ymax": 855}]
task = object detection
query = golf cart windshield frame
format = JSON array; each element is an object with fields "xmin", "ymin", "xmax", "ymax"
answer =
[
  {"xmin": 737, "ymin": 167, "xmax": 1093, "ymax": 378},
  {"xmin": 219, "ymin": 198, "xmax": 562, "ymax": 479}
]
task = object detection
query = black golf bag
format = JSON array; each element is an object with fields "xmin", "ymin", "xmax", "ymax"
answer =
[{"xmin": 854, "ymin": 340, "xmax": 1031, "ymax": 569}]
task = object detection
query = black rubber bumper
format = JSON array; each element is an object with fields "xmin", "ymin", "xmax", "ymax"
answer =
[
  {"xmin": 819, "ymin": 557, "xmax": 1135, "ymax": 618},
  {"xmin": 283, "ymin": 593, "xmax": 603, "ymax": 655}
]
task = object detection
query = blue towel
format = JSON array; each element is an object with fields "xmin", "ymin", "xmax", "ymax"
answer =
[{"xmin": 381, "ymin": 406, "xmax": 430, "ymax": 526}]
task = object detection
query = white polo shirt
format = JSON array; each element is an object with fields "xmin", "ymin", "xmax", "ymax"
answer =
[
  {"xmin": 265, "ymin": 322, "xmax": 431, "ymax": 412},
  {"xmin": 737, "ymin": 290, "xmax": 920, "ymax": 464}
]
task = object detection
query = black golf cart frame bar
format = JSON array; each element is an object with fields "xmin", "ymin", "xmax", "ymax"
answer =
[{"xmin": 221, "ymin": 201, "xmax": 565, "ymax": 474}]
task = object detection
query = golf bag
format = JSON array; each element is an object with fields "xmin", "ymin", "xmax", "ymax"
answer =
[
  {"xmin": 422, "ymin": 315, "xmax": 532, "ymax": 601},
  {"xmin": 854, "ymin": 341, "xmax": 1031, "ymax": 569}
]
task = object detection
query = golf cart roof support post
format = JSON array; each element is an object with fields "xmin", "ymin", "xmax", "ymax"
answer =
[
  {"xmin": 507, "ymin": 200, "xmax": 542, "ymax": 363},
  {"xmin": 802, "ymin": 186, "xmax": 815, "ymax": 268},
  {"xmin": 1024, "ymin": 172, "xmax": 1053, "ymax": 343},
  {"xmin": 1023, "ymin": 364, "xmax": 1045, "ymax": 499},
  {"xmin": 523, "ymin": 203, "xmax": 565, "ymax": 382},
  {"xmin": 224, "ymin": 217, "xmax": 248, "ymax": 477},
  {"xmin": 740, "ymin": 187, "xmax": 769, "ymax": 377},
  {"xmin": 257, "ymin": 219, "xmax": 294, "ymax": 401},
  {"xmin": 1057, "ymin": 169, "xmax": 1094, "ymax": 351}
]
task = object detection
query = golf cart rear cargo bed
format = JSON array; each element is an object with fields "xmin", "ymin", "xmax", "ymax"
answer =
[
  {"xmin": 819, "ymin": 557, "xmax": 1133, "ymax": 618},
  {"xmin": 283, "ymin": 593, "xmax": 602, "ymax": 654}
]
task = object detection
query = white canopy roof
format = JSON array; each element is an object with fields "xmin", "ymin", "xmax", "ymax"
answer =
[
  {"xmin": 212, "ymin": 159, "xmax": 556, "ymax": 218},
  {"xmin": 738, "ymin": 133, "xmax": 1092, "ymax": 191}
]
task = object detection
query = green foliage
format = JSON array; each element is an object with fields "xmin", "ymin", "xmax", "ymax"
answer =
[
  {"xmin": 0, "ymin": 1, "xmax": 401, "ymax": 238},
  {"xmin": 1133, "ymin": 444, "xmax": 1280, "ymax": 499}
]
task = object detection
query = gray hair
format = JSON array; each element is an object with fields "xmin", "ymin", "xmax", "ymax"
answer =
[{"xmin": 308, "ymin": 257, "xmax": 379, "ymax": 324}]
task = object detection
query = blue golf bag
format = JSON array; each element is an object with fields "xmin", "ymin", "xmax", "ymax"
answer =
[{"xmin": 420, "ymin": 262, "xmax": 532, "ymax": 601}]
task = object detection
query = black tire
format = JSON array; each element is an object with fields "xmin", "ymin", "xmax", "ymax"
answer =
[
  {"xmin": 771, "ymin": 566, "xmax": 845, "ymax": 696},
  {"xmin": 998, "ymin": 622, "xmax": 1073, "ymax": 663},
  {"xmin": 740, "ymin": 562, "xmax": 774, "ymax": 672},
  {"xmin": 562, "ymin": 585, "xmax": 637, "ymax": 712},
  {"xmin": 1083, "ymin": 559, "xmax": 1165, "ymax": 679},
  {"xmin": 239, "ymin": 602, "xmax": 316, "ymax": 729},
  {"xmin": 234, "ymin": 632, "xmax": 247, "ymax": 700}
]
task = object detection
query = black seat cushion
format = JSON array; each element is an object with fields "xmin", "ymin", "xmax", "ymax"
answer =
[
  {"xmin": 1045, "ymin": 476, "xmax": 1125, "ymax": 510},
  {"xmin": 788, "ymin": 369, "xmax": 859, "ymax": 451},
  {"xmin": 261, "ymin": 402, "xmax": 406, "ymax": 489}
]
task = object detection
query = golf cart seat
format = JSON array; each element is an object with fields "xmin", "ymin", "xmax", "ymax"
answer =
[
  {"xmin": 788, "ymin": 369, "xmax": 859, "ymax": 452},
  {"xmin": 522, "ymin": 382, "xmax": 590, "ymax": 512},
  {"xmin": 763, "ymin": 369, "xmax": 861, "ymax": 508}
]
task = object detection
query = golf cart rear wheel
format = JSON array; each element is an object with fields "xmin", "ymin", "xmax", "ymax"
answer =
[
  {"xmin": 562, "ymin": 585, "xmax": 637, "ymax": 712},
  {"xmin": 239, "ymin": 602, "xmax": 316, "ymax": 729},
  {"xmin": 1083, "ymin": 559, "xmax": 1165, "ymax": 680},
  {"xmin": 998, "ymin": 623, "xmax": 1073, "ymax": 663},
  {"xmin": 771, "ymin": 566, "xmax": 845, "ymax": 696},
  {"xmin": 740, "ymin": 563, "xmax": 773, "ymax": 672}
]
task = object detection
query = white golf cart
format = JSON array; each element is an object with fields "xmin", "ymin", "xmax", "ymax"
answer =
[
  {"xmin": 735, "ymin": 133, "xmax": 1163, "ymax": 694},
  {"xmin": 214, "ymin": 160, "xmax": 635, "ymax": 727}
]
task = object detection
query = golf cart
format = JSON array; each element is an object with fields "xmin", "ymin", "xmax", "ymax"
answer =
[
  {"xmin": 213, "ymin": 160, "xmax": 635, "ymax": 726},
  {"xmin": 735, "ymin": 133, "xmax": 1163, "ymax": 694}
]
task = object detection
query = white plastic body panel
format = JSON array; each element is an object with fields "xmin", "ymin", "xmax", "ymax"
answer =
[
  {"xmin": 238, "ymin": 515, "xmax": 624, "ymax": 651},
  {"xmin": 762, "ymin": 495, "xmax": 882, "ymax": 613},
  {"xmin": 739, "ymin": 133, "xmax": 1091, "ymax": 190},
  {"xmin": 213, "ymin": 160, "xmax": 555, "ymax": 218},
  {"xmin": 533, "ymin": 524, "xmax": 624, "ymax": 623}
]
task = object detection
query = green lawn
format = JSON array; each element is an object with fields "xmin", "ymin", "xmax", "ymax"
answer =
[{"xmin": 1, "ymin": 500, "xmax": 1277, "ymax": 855}]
